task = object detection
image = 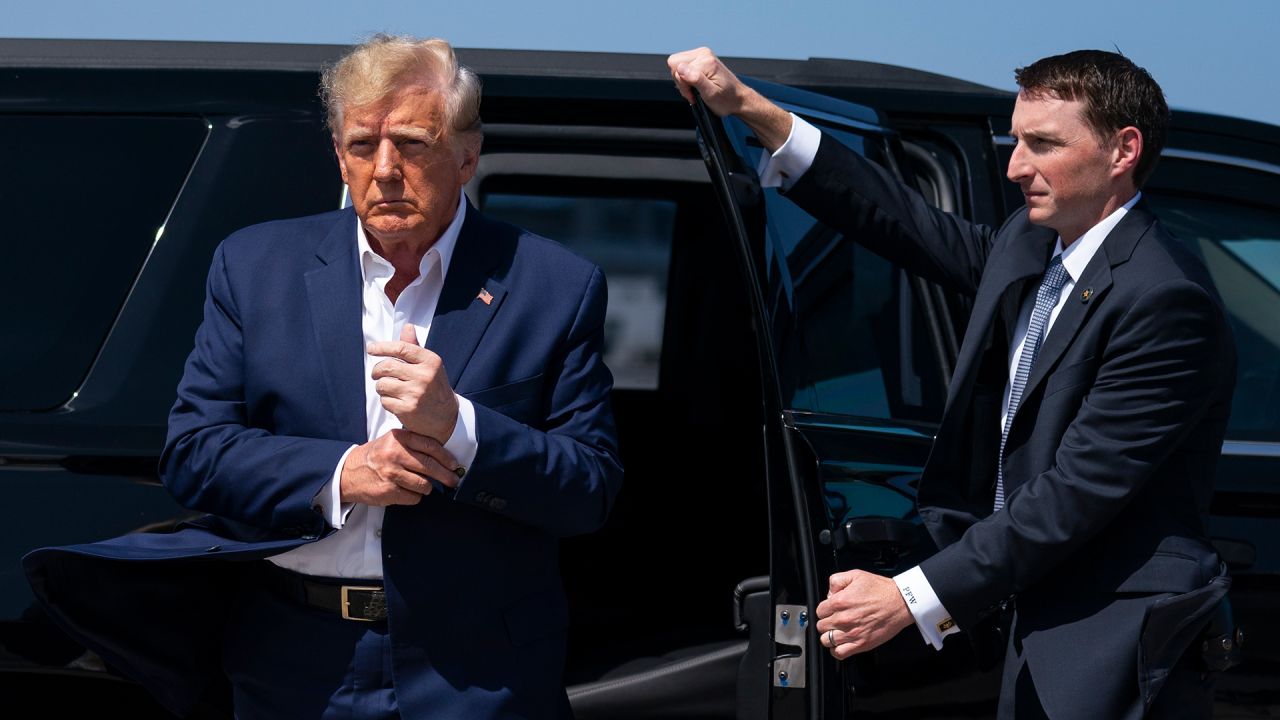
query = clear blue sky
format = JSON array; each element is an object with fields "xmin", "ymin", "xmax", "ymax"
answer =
[{"xmin": 8, "ymin": 0, "xmax": 1279, "ymax": 127}]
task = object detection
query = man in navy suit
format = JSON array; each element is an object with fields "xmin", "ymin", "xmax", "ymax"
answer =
[
  {"xmin": 27, "ymin": 35, "xmax": 621, "ymax": 719},
  {"xmin": 670, "ymin": 48, "xmax": 1234, "ymax": 718}
]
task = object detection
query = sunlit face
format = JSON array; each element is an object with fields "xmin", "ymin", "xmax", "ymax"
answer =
[
  {"xmin": 1007, "ymin": 92, "xmax": 1125, "ymax": 242},
  {"xmin": 334, "ymin": 83, "xmax": 478, "ymax": 250}
]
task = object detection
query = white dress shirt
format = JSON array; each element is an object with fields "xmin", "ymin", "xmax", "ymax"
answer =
[
  {"xmin": 269, "ymin": 191, "xmax": 480, "ymax": 579},
  {"xmin": 762, "ymin": 114, "xmax": 1140, "ymax": 649}
]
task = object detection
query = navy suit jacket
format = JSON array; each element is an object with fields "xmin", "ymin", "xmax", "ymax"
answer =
[
  {"xmin": 787, "ymin": 135, "xmax": 1235, "ymax": 719},
  {"xmin": 25, "ymin": 204, "xmax": 623, "ymax": 718}
]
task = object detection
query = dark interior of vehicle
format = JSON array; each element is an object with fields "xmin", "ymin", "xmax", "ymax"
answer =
[{"xmin": 472, "ymin": 134, "xmax": 772, "ymax": 718}]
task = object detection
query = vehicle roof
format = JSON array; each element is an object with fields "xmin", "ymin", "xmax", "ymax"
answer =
[
  {"xmin": 2, "ymin": 38, "xmax": 1275, "ymax": 146},
  {"xmin": 0, "ymin": 37, "xmax": 1001, "ymax": 93}
]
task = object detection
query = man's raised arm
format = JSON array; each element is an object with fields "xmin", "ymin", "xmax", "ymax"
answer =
[{"xmin": 667, "ymin": 47, "xmax": 794, "ymax": 152}]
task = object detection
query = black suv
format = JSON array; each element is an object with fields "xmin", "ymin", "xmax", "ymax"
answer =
[{"xmin": 1, "ymin": 39, "xmax": 1277, "ymax": 719}]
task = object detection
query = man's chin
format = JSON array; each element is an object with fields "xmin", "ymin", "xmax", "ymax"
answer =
[{"xmin": 362, "ymin": 217, "xmax": 424, "ymax": 243}]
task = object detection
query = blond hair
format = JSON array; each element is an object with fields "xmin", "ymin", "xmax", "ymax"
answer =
[{"xmin": 320, "ymin": 34, "xmax": 482, "ymax": 148}]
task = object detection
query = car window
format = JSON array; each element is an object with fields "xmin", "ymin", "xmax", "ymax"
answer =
[
  {"xmin": 0, "ymin": 115, "xmax": 207, "ymax": 411},
  {"xmin": 478, "ymin": 179, "xmax": 677, "ymax": 391},
  {"xmin": 1145, "ymin": 188, "xmax": 1280, "ymax": 442},
  {"xmin": 725, "ymin": 118, "xmax": 948, "ymax": 424}
]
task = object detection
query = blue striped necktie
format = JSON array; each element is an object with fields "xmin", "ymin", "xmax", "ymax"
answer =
[{"xmin": 994, "ymin": 254, "xmax": 1069, "ymax": 511}]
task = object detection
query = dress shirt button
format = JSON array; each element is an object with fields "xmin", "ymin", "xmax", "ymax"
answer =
[{"xmin": 375, "ymin": 528, "xmax": 383, "ymax": 538}]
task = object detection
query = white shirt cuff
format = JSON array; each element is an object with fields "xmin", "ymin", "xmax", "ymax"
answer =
[
  {"xmin": 445, "ymin": 394, "xmax": 479, "ymax": 487},
  {"xmin": 320, "ymin": 445, "xmax": 359, "ymax": 529},
  {"xmin": 893, "ymin": 565, "xmax": 961, "ymax": 650},
  {"xmin": 757, "ymin": 113, "xmax": 821, "ymax": 190}
]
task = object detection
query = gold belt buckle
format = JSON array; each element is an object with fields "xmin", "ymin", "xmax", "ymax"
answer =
[{"xmin": 341, "ymin": 585, "xmax": 386, "ymax": 622}]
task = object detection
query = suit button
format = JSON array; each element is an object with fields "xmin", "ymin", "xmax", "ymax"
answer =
[
  {"xmin": 312, "ymin": 505, "xmax": 324, "ymax": 515},
  {"xmin": 490, "ymin": 498, "xmax": 507, "ymax": 511}
]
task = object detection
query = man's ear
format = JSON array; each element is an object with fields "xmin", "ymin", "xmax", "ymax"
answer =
[
  {"xmin": 458, "ymin": 137, "xmax": 480, "ymax": 185},
  {"xmin": 333, "ymin": 135, "xmax": 350, "ymax": 185},
  {"xmin": 1112, "ymin": 126, "xmax": 1143, "ymax": 182}
]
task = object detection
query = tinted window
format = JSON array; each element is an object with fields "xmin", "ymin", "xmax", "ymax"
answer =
[
  {"xmin": 0, "ymin": 116, "xmax": 207, "ymax": 411},
  {"xmin": 723, "ymin": 118, "xmax": 947, "ymax": 423},
  {"xmin": 480, "ymin": 185, "xmax": 675, "ymax": 390},
  {"xmin": 1146, "ymin": 191, "xmax": 1280, "ymax": 441}
]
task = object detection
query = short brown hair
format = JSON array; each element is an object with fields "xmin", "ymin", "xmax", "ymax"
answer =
[
  {"xmin": 1015, "ymin": 50, "xmax": 1169, "ymax": 187},
  {"xmin": 320, "ymin": 34, "xmax": 482, "ymax": 149}
]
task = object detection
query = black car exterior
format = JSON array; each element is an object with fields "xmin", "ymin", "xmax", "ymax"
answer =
[{"xmin": 1, "ymin": 39, "xmax": 1277, "ymax": 718}]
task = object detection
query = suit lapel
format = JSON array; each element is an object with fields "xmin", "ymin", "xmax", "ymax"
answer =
[
  {"xmin": 1020, "ymin": 257, "xmax": 1113, "ymax": 398},
  {"xmin": 946, "ymin": 224, "xmax": 1055, "ymax": 404},
  {"xmin": 303, "ymin": 209, "xmax": 368, "ymax": 444},
  {"xmin": 1021, "ymin": 202, "xmax": 1154, "ymax": 400},
  {"xmin": 977, "ymin": 224, "xmax": 1057, "ymax": 343},
  {"xmin": 427, "ymin": 204, "xmax": 509, "ymax": 389}
]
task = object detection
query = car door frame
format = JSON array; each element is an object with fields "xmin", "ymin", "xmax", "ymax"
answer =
[{"xmin": 690, "ymin": 81, "xmax": 963, "ymax": 719}]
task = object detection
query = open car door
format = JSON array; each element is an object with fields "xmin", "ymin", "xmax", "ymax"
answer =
[{"xmin": 692, "ymin": 82, "xmax": 1003, "ymax": 719}]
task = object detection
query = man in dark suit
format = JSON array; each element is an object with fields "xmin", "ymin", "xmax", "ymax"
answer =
[
  {"xmin": 26, "ymin": 35, "xmax": 622, "ymax": 719},
  {"xmin": 669, "ymin": 48, "xmax": 1234, "ymax": 718}
]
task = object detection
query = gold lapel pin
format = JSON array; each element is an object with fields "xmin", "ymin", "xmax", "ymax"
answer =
[
  {"xmin": 477, "ymin": 288, "xmax": 493, "ymax": 305},
  {"xmin": 1080, "ymin": 287, "xmax": 1093, "ymax": 303}
]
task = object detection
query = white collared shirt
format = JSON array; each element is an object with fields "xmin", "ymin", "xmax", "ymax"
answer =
[
  {"xmin": 269, "ymin": 191, "xmax": 479, "ymax": 579},
  {"xmin": 764, "ymin": 114, "xmax": 1140, "ymax": 649}
]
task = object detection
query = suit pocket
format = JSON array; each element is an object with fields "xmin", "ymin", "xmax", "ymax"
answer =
[
  {"xmin": 465, "ymin": 373, "xmax": 544, "ymax": 413},
  {"xmin": 503, "ymin": 586, "xmax": 569, "ymax": 648}
]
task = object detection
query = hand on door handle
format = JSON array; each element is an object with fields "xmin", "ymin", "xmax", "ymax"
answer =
[{"xmin": 815, "ymin": 569, "xmax": 913, "ymax": 659}]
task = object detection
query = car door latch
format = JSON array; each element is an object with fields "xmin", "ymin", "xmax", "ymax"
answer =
[{"xmin": 773, "ymin": 604, "xmax": 808, "ymax": 689}]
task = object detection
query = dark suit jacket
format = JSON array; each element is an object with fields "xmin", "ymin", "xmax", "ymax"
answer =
[
  {"xmin": 24, "ymin": 204, "xmax": 623, "ymax": 719},
  {"xmin": 787, "ymin": 135, "xmax": 1234, "ymax": 719}
]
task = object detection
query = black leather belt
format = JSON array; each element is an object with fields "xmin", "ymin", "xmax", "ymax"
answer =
[{"xmin": 258, "ymin": 562, "xmax": 388, "ymax": 622}]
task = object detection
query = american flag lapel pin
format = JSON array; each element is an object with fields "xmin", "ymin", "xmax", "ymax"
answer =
[{"xmin": 477, "ymin": 287, "xmax": 493, "ymax": 305}]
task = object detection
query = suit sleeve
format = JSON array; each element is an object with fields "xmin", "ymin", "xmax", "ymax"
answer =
[
  {"xmin": 452, "ymin": 266, "xmax": 624, "ymax": 537},
  {"xmin": 919, "ymin": 279, "xmax": 1234, "ymax": 627},
  {"xmin": 159, "ymin": 243, "xmax": 348, "ymax": 534},
  {"xmin": 784, "ymin": 132, "xmax": 1001, "ymax": 297}
]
